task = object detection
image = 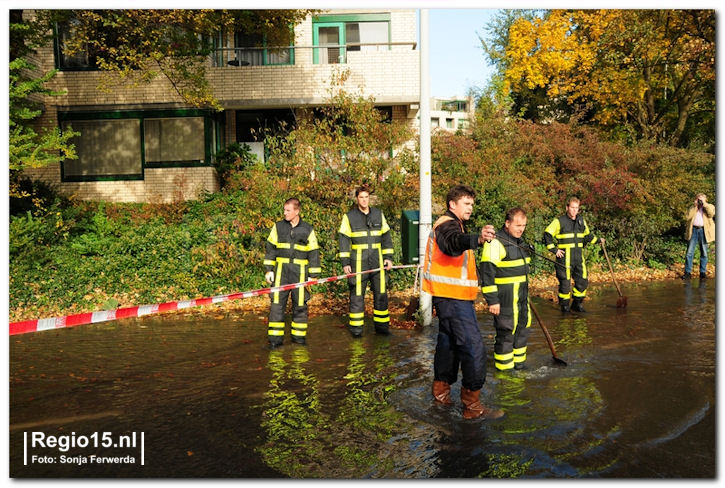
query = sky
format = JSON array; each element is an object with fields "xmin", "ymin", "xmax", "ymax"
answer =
[{"xmin": 428, "ymin": 9, "xmax": 499, "ymax": 98}]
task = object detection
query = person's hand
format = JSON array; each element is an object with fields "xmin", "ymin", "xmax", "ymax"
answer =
[
  {"xmin": 489, "ymin": 304, "xmax": 500, "ymax": 316},
  {"xmin": 600, "ymin": 237, "xmax": 605, "ymax": 245},
  {"xmin": 479, "ymin": 224, "xmax": 496, "ymax": 243},
  {"xmin": 343, "ymin": 265, "xmax": 352, "ymax": 274},
  {"xmin": 265, "ymin": 271, "xmax": 275, "ymax": 284},
  {"xmin": 555, "ymin": 249, "xmax": 564, "ymax": 258},
  {"xmin": 383, "ymin": 259, "xmax": 393, "ymax": 270}
]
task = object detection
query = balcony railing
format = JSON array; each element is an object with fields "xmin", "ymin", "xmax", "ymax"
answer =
[{"xmin": 210, "ymin": 42, "xmax": 417, "ymax": 68}]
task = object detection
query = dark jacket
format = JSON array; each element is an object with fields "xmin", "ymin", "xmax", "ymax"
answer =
[
  {"xmin": 338, "ymin": 206, "xmax": 394, "ymax": 270},
  {"xmin": 264, "ymin": 219, "xmax": 321, "ymax": 279}
]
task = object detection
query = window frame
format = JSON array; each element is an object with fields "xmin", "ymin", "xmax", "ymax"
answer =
[
  {"xmin": 232, "ymin": 29, "xmax": 295, "ymax": 67},
  {"xmin": 312, "ymin": 13, "xmax": 391, "ymax": 65},
  {"xmin": 58, "ymin": 109, "xmax": 214, "ymax": 182}
]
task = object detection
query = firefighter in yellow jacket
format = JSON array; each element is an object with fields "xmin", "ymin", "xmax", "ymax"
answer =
[
  {"xmin": 479, "ymin": 207, "xmax": 531, "ymax": 371},
  {"xmin": 338, "ymin": 185, "xmax": 394, "ymax": 337},
  {"xmin": 264, "ymin": 198, "xmax": 321, "ymax": 347},
  {"xmin": 543, "ymin": 197, "xmax": 598, "ymax": 312}
]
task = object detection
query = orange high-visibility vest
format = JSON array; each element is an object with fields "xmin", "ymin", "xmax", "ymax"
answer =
[{"xmin": 422, "ymin": 215, "xmax": 479, "ymax": 301}]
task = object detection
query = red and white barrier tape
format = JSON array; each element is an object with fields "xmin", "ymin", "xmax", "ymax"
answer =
[{"xmin": 9, "ymin": 264, "xmax": 421, "ymax": 336}]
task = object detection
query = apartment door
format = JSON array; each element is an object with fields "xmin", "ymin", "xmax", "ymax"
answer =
[{"xmin": 313, "ymin": 23, "xmax": 345, "ymax": 64}]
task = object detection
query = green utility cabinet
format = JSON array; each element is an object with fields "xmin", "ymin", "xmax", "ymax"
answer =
[{"xmin": 401, "ymin": 210, "xmax": 420, "ymax": 264}]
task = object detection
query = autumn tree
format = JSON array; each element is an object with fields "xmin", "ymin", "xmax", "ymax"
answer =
[
  {"xmin": 46, "ymin": 9, "xmax": 316, "ymax": 110},
  {"xmin": 503, "ymin": 10, "xmax": 715, "ymax": 148}
]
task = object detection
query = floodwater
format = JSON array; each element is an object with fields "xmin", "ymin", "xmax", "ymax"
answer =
[{"xmin": 9, "ymin": 279, "xmax": 715, "ymax": 478}]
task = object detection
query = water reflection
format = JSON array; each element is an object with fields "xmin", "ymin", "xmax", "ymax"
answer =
[
  {"xmin": 8, "ymin": 281, "xmax": 715, "ymax": 478},
  {"xmin": 258, "ymin": 347, "xmax": 328, "ymax": 477}
]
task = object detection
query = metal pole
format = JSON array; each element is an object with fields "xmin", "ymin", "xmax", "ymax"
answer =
[{"xmin": 418, "ymin": 9, "xmax": 433, "ymax": 326}]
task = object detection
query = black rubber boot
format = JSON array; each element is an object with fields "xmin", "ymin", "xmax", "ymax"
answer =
[
  {"xmin": 559, "ymin": 298, "xmax": 570, "ymax": 313},
  {"xmin": 571, "ymin": 297, "xmax": 586, "ymax": 312}
]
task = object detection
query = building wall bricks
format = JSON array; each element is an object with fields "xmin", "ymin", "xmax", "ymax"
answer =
[{"xmin": 24, "ymin": 9, "xmax": 420, "ymax": 203}]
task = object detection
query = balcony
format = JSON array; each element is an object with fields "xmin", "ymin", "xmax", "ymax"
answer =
[{"xmin": 206, "ymin": 42, "xmax": 420, "ymax": 109}]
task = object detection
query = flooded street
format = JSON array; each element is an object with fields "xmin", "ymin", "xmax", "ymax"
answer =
[{"xmin": 9, "ymin": 279, "xmax": 715, "ymax": 478}]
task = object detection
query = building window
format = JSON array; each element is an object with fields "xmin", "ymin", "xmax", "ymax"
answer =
[
  {"xmin": 312, "ymin": 14, "xmax": 391, "ymax": 64},
  {"xmin": 431, "ymin": 118, "xmax": 439, "ymax": 128},
  {"xmin": 144, "ymin": 117, "xmax": 206, "ymax": 166},
  {"xmin": 441, "ymin": 100, "xmax": 469, "ymax": 112},
  {"xmin": 235, "ymin": 109, "xmax": 296, "ymax": 162},
  {"xmin": 459, "ymin": 118, "xmax": 469, "ymax": 130},
  {"xmin": 55, "ymin": 20, "xmax": 97, "ymax": 70},
  {"xmin": 446, "ymin": 118, "xmax": 455, "ymax": 129},
  {"xmin": 59, "ymin": 110, "xmax": 212, "ymax": 182},
  {"xmin": 230, "ymin": 31, "xmax": 293, "ymax": 66},
  {"xmin": 61, "ymin": 119, "xmax": 142, "ymax": 179}
]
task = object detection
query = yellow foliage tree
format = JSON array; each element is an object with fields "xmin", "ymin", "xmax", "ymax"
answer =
[{"xmin": 504, "ymin": 10, "xmax": 714, "ymax": 146}]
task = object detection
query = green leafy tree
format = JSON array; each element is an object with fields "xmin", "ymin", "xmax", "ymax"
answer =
[{"xmin": 9, "ymin": 10, "xmax": 78, "ymax": 197}]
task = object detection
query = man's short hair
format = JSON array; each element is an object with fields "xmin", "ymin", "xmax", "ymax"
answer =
[
  {"xmin": 567, "ymin": 196, "xmax": 580, "ymax": 206},
  {"xmin": 446, "ymin": 185, "xmax": 476, "ymax": 209},
  {"xmin": 284, "ymin": 197, "xmax": 300, "ymax": 209},
  {"xmin": 355, "ymin": 184, "xmax": 372, "ymax": 197},
  {"xmin": 505, "ymin": 207, "xmax": 527, "ymax": 222}
]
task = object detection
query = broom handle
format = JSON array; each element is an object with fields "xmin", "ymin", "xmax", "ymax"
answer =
[{"xmin": 601, "ymin": 238, "xmax": 624, "ymax": 297}]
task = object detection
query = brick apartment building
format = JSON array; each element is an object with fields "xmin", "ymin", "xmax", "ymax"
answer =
[{"xmin": 23, "ymin": 9, "xmax": 421, "ymax": 202}]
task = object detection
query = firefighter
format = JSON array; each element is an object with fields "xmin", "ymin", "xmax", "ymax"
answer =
[
  {"xmin": 543, "ymin": 197, "xmax": 598, "ymax": 312},
  {"xmin": 338, "ymin": 184, "xmax": 394, "ymax": 337},
  {"xmin": 422, "ymin": 184, "xmax": 503, "ymax": 420},
  {"xmin": 480, "ymin": 207, "xmax": 531, "ymax": 372},
  {"xmin": 264, "ymin": 197, "xmax": 321, "ymax": 347}
]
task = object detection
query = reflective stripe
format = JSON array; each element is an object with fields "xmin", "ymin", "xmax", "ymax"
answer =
[
  {"xmin": 338, "ymin": 215, "xmax": 353, "ymax": 236},
  {"xmin": 422, "ymin": 272, "xmax": 479, "ymax": 289},
  {"xmin": 555, "ymin": 233, "xmax": 576, "ymax": 239},
  {"xmin": 481, "ymin": 285, "xmax": 498, "ymax": 294},
  {"xmin": 495, "ymin": 257, "xmax": 531, "ymax": 268},
  {"xmin": 275, "ymin": 242, "xmax": 291, "ymax": 249},
  {"xmin": 513, "ymin": 346, "xmax": 527, "ymax": 363},
  {"xmin": 349, "ymin": 312, "xmax": 365, "ymax": 319},
  {"xmin": 494, "ymin": 351, "xmax": 513, "ymax": 361},
  {"xmin": 559, "ymin": 292, "xmax": 571, "ymax": 299},
  {"xmin": 494, "ymin": 351, "xmax": 514, "ymax": 370},
  {"xmin": 309, "ymin": 267, "xmax": 321, "ymax": 274},
  {"xmin": 339, "ymin": 251, "xmax": 351, "ymax": 258},
  {"xmin": 352, "ymin": 243, "xmax": 369, "ymax": 250},
  {"xmin": 373, "ymin": 309, "xmax": 389, "ymax": 323},
  {"xmin": 275, "ymin": 257, "xmax": 290, "ymax": 263},
  {"xmin": 421, "ymin": 215, "xmax": 479, "ymax": 301},
  {"xmin": 512, "ymin": 282, "xmax": 520, "ymax": 334},
  {"xmin": 263, "ymin": 259, "xmax": 276, "ymax": 266},
  {"xmin": 267, "ymin": 225, "xmax": 278, "ymax": 245},
  {"xmin": 572, "ymin": 287, "xmax": 586, "ymax": 297},
  {"xmin": 494, "ymin": 276, "xmax": 527, "ymax": 285},
  {"xmin": 566, "ymin": 250, "xmax": 571, "ymax": 280},
  {"xmin": 268, "ymin": 321, "xmax": 285, "ymax": 337},
  {"xmin": 292, "ymin": 259, "xmax": 309, "ymax": 265},
  {"xmin": 291, "ymin": 322, "xmax": 307, "ymax": 337},
  {"xmin": 273, "ymin": 262, "xmax": 284, "ymax": 303}
]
